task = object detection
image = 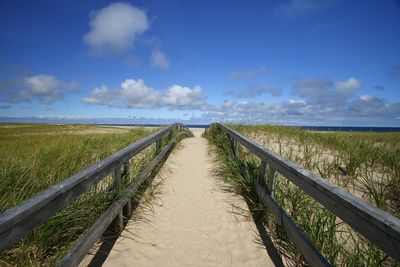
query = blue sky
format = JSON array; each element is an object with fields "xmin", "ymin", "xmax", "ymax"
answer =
[{"xmin": 0, "ymin": 0, "xmax": 399, "ymax": 126}]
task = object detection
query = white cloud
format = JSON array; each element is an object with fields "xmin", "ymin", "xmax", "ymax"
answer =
[
  {"xmin": 289, "ymin": 99, "xmax": 306, "ymax": 104},
  {"xmin": 24, "ymin": 75, "xmax": 60, "ymax": 95},
  {"xmin": 222, "ymin": 100, "xmax": 235, "ymax": 109},
  {"xmin": 350, "ymin": 96, "xmax": 400, "ymax": 117},
  {"xmin": 163, "ymin": 85, "xmax": 204, "ymax": 109},
  {"xmin": 293, "ymin": 77, "xmax": 362, "ymax": 107},
  {"xmin": 201, "ymin": 94, "xmax": 400, "ymax": 125},
  {"xmin": 82, "ymin": 78, "xmax": 206, "ymax": 110},
  {"xmin": 81, "ymin": 86, "xmax": 116, "ymax": 105},
  {"xmin": 83, "ymin": 3, "xmax": 149, "ymax": 55},
  {"xmin": 150, "ymin": 49, "xmax": 170, "ymax": 69},
  {"xmin": 0, "ymin": 74, "xmax": 78, "ymax": 104},
  {"xmin": 335, "ymin": 77, "xmax": 362, "ymax": 94},
  {"xmin": 120, "ymin": 79, "xmax": 160, "ymax": 108},
  {"xmin": 360, "ymin": 95, "xmax": 373, "ymax": 101},
  {"xmin": 199, "ymin": 76, "xmax": 399, "ymax": 125}
]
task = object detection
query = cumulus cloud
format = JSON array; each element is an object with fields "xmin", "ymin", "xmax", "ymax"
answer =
[
  {"xmin": 229, "ymin": 65, "xmax": 268, "ymax": 80},
  {"xmin": 199, "ymin": 76, "xmax": 399, "ymax": 125},
  {"xmin": 335, "ymin": 77, "xmax": 362, "ymax": 94},
  {"xmin": 83, "ymin": 3, "xmax": 149, "ymax": 55},
  {"xmin": 201, "ymin": 95, "xmax": 400, "ymax": 125},
  {"xmin": 80, "ymin": 75, "xmax": 399, "ymax": 125},
  {"xmin": 0, "ymin": 74, "xmax": 78, "ymax": 104},
  {"xmin": 120, "ymin": 79, "xmax": 160, "ymax": 108},
  {"xmin": 150, "ymin": 49, "xmax": 170, "ymax": 69},
  {"xmin": 163, "ymin": 85, "xmax": 205, "ymax": 109},
  {"xmin": 289, "ymin": 99, "xmax": 306, "ymax": 104},
  {"xmin": 293, "ymin": 77, "xmax": 361, "ymax": 106},
  {"xmin": 81, "ymin": 86, "xmax": 117, "ymax": 105},
  {"xmin": 359, "ymin": 95, "xmax": 373, "ymax": 101},
  {"xmin": 24, "ymin": 75, "xmax": 61, "ymax": 95},
  {"xmin": 350, "ymin": 95, "xmax": 400, "ymax": 117},
  {"xmin": 273, "ymin": 0, "xmax": 341, "ymax": 20},
  {"xmin": 82, "ymin": 78, "xmax": 206, "ymax": 110},
  {"xmin": 287, "ymin": 76, "xmax": 363, "ymax": 119}
]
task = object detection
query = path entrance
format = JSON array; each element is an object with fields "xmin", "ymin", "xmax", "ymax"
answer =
[{"xmin": 85, "ymin": 129, "xmax": 275, "ymax": 266}]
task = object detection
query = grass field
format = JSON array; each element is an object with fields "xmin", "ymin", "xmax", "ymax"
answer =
[
  {"xmin": 0, "ymin": 123, "xmax": 160, "ymax": 266},
  {"xmin": 205, "ymin": 124, "xmax": 399, "ymax": 266}
]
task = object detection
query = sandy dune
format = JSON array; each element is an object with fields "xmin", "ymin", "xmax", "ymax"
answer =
[{"xmin": 86, "ymin": 129, "xmax": 275, "ymax": 266}]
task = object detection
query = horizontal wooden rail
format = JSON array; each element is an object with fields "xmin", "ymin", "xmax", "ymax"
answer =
[
  {"xmin": 254, "ymin": 181, "xmax": 330, "ymax": 266},
  {"xmin": 0, "ymin": 123, "xmax": 186, "ymax": 252},
  {"xmin": 58, "ymin": 131, "xmax": 189, "ymax": 267},
  {"xmin": 215, "ymin": 123, "xmax": 400, "ymax": 263}
]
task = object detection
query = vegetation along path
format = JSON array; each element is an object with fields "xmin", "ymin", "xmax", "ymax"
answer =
[{"xmin": 85, "ymin": 128, "xmax": 275, "ymax": 266}]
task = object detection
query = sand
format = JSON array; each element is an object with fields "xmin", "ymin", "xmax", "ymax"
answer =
[{"xmin": 83, "ymin": 128, "xmax": 275, "ymax": 266}]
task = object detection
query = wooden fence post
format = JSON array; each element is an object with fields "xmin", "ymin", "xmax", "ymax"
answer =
[
  {"xmin": 112, "ymin": 165, "xmax": 123, "ymax": 232},
  {"xmin": 267, "ymin": 165, "xmax": 276, "ymax": 198},
  {"xmin": 231, "ymin": 137, "xmax": 238, "ymax": 160},
  {"xmin": 156, "ymin": 139, "xmax": 161, "ymax": 154},
  {"xmin": 261, "ymin": 159, "xmax": 274, "ymax": 227},
  {"xmin": 168, "ymin": 129, "xmax": 173, "ymax": 141},
  {"xmin": 260, "ymin": 159, "xmax": 267, "ymax": 181},
  {"xmin": 266, "ymin": 164, "xmax": 280, "ymax": 235},
  {"xmin": 122, "ymin": 160, "xmax": 132, "ymax": 221}
]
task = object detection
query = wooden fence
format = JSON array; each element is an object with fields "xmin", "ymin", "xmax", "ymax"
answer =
[
  {"xmin": 0, "ymin": 123, "xmax": 190, "ymax": 266},
  {"xmin": 214, "ymin": 123, "xmax": 400, "ymax": 266}
]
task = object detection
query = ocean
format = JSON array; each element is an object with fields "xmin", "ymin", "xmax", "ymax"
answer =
[
  {"xmin": 1, "ymin": 117, "xmax": 399, "ymax": 132},
  {"xmin": 96, "ymin": 124, "xmax": 400, "ymax": 132}
]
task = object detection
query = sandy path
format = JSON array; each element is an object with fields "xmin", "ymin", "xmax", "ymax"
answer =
[{"xmin": 97, "ymin": 129, "xmax": 275, "ymax": 266}]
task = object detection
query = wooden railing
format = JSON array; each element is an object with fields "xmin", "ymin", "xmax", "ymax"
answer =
[
  {"xmin": 213, "ymin": 123, "xmax": 400, "ymax": 265},
  {"xmin": 0, "ymin": 123, "xmax": 190, "ymax": 266}
]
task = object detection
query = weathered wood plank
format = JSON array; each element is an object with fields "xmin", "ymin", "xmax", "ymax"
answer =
[
  {"xmin": 254, "ymin": 181, "xmax": 330, "ymax": 266},
  {"xmin": 112, "ymin": 165, "xmax": 123, "ymax": 232},
  {"xmin": 123, "ymin": 200, "xmax": 132, "ymax": 220},
  {"xmin": 217, "ymin": 123, "xmax": 400, "ymax": 262},
  {"xmin": 260, "ymin": 159, "xmax": 267, "ymax": 181},
  {"xmin": 122, "ymin": 160, "xmax": 132, "ymax": 219},
  {"xmin": 0, "ymin": 124, "xmax": 177, "ymax": 252},
  {"xmin": 122, "ymin": 160, "xmax": 130, "ymax": 177},
  {"xmin": 267, "ymin": 165, "xmax": 276, "ymax": 197},
  {"xmin": 156, "ymin": 139, "xmax": 161, "ymax": 154},
  {"xmin": 58, "ymin": 131, "xmax": 188, "ymax": 267}
]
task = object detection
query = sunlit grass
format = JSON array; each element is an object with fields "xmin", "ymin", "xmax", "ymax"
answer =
[
  {"xmin": 204, "ymin": 124, "xmax": 399, "ymax": 266},
  {"xmin": 0, "ymin": 123, "xmax": 159, "ymax": 266},
  {"xmin": 231, "ymin": 124, "xmax": 400, "ymax": 216}
]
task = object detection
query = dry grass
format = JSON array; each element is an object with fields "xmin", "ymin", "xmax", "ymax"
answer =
[
  {"xmin": 205, "ymin": 124, "xmax": 399, "ymax": 266},
  {"xmin": 0, "ymin": 123, "xmax": 159, "ymax": 266}
]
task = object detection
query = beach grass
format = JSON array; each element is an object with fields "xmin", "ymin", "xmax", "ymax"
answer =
[
  {"xmin": 204, "ymin": 124, "xmax": 399, "ymax": 266},
  {"xmin": 0, "ymin": 123, "xmax": 162, "ymax": 266}
]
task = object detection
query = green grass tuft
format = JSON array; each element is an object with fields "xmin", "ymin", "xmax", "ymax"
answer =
[
  {"xmin": 204, "ymin": 124, "xmax": 399, "ymax": 266},
  {"xmin": 0, "ymin": 124, "xmax": 165, "ymax": 266}
]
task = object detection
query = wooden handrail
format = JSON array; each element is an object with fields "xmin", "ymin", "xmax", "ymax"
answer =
[
  {"xmin": 58, "ymin": 131, "xmax": 190, "ymax": 267},
  {"xmin": 0, "ymin": 123, "xmax": 187, "ymax": 252},
  {"xmin": 214, "ymin": 123, "xmax": 400, "ymax": 263}
]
